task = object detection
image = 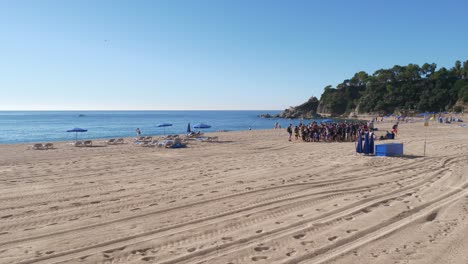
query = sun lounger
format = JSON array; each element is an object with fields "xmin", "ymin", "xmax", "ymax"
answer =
[
  {"xmin": 44, "ymin": 143, "xmax": 54, "ymax": 149},
  {"xmin": 186, "ymin": 132, "xmax": 204, "ymax": 138},
  {"xmin": 115, "ymin": 138, "xmax": 125, "ymax": 144},
  {"xmin": 31, "ymin": 143, "xmax": 46, "ymax": 150},
  {"xmin": 105, "ymin": 138, "xmax": 116, "ymax": 145},
  {"xmin": 84, "ymin": 140, "xmax": 93, "ymax": 147},
  {"xmin": 73, "ymin": 141, "xmax": 84, "ymax": 147},
  {"xmin": 201, "ymin": 136, "xmax": 218, "ymax": 142},
  {"xmin": 168, "ymin": 138, "xmax": 186, "ymax": 148}
]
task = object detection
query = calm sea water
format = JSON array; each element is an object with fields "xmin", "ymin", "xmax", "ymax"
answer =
[{"xmin": 0, "ymin": 110, "xmax": 299, "ymax": 144}]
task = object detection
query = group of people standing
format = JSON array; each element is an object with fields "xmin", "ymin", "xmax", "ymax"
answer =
[{"xmin": 286, "ymin": 121, "xmax": 373, "ymax": 143}]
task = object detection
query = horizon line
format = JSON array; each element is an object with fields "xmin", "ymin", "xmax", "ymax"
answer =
[{"xmin": 0, "ymin": 109, "xmax": 283, "ymax": 111}]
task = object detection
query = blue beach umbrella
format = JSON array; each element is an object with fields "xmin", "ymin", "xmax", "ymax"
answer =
[
  {"xmin": 157, "ymin": 123, "xmax": 173, "ymax": 135},
  {"xmin": 66, "ymin": 128, "xmax": 88, "ymax": 142},
  {"xmin": 193, "ymin": 123, "xmax": 211, "ymax": 129}
]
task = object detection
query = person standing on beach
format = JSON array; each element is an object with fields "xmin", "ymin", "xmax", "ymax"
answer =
[
  {"xmin": 287, "ymin": 124, "xmax": 293, "ymax": 141},
  {"xmin": 136, "ymin": 128, "xmax": 141, "ymax": 137}
]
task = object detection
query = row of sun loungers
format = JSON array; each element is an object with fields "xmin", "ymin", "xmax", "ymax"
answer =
[
  {"xmin": 73, "ymin": 140, "xmax": 93, "ymax": 147},
  {"xmin": 30, "ymin": 143, "xmax": 54, "ymax": 150},
  {"xmin": 31, "ymin": 134, "xmax": 215, "ymax": 150},
  {"xmin": 105, "ymin": 138, "xmax": 125, "ymax": 145},
  {"xmin": 135, "ymin": 138, "xmax": 186, "ymax": 148}
]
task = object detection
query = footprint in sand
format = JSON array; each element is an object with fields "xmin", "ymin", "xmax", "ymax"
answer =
[
  {"xmin": 346, "ymin": 229, "xmax": 358, "ymax": 233},
  {"xmin": 187, "ymin": 247, "xmax": 196, "ymax": 252},
  {"xmin": 251, "ymin": 256, "xmax": 268, "ymax": 261},
  {"xmin": 286, "ymin": 250, "xmax": 296, "ymax": 256},
  {"xmin": 300, "ymin": 241, "xmax": 314, "ymax": 246},
  {"xmin": 328, "ymin": 236, "xmax": 338, "ymax": 241},
  {"xmin": 254, "ymin": 246, "xmax": 270, "ymax": 252},
  {"xmin": 141, "ymin": 256, "xmax": 156, "ymax": 261},
  {"xmin": 293, "ymin": 234, "xmax": 306, "ymax": 239},
  {"xmin": 256, "ymin": 230, "xmax": 263, "ymax": 234}
]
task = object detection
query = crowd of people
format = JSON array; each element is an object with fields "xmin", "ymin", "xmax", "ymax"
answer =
[{"xmin": 284, "ymin": 121, "xmax": 398, "ymax": 143}]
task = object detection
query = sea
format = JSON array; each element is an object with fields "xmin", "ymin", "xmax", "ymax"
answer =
[{"xmin": 0, "ymin": 110, "xmax": 309, "ymax": 144}]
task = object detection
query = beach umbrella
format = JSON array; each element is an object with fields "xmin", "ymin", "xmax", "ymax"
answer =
[
  {"xmin": 193, "ymin": 123, "xmax": 211, "ymax": 129},
  {"xmin": 363, "ymin": 132, "xmax": 370, "ymax": 155},
  {"xmin": 356, "ymin": 131, "xmax": 363, "ymax": 154},
  {"xmin": 187, "ymin": 123, "xmax": 191, "ymax": 133},
  {"xmin": 157, "ymin": 123, "xmax": 173, "ymax": 135},
  {"xmin": 66, "ymin": 128, "xmax": 88, "ymax": 142},
  {"xmin": 369, "ymin": 133, "xmax": 375, "ymax": 154}
]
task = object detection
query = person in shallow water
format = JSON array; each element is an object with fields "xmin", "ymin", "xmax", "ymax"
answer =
[{"xmin": 136, "ymin": 128, "xmax": 141, "ymax": 137}]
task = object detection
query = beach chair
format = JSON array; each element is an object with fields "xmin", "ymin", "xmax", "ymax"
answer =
[
  {"xmin": 31, "ymin": 143, "xmax": 45, "ymax": 150},
  {"xmin": 74, "ymin": 141, "xmax": 84, "ymax": 147},
  {"xmin": 44, "ymin": 143, "xmax": 54, "ymax": 149},
  {"xmin": 115, "ymin": 138, "xmax": 125, "ymax": 144},
  {"xmin": 105, "ymin": 138, "xmax": 116, "ymax": 145},
  {"xmin": 168, "ymin": 138, "xmax": 186, "ymax": 148},
  {"xmin": 133, "ymin": 136, "xmax": 145, "ymax": 143},
  {"xmin": 84, "ymin": 140, "xmax": 93, "ymax": 147},
  {"xmin": 204, "ymin": 136, "xmax": 218, "ymax": 142}
]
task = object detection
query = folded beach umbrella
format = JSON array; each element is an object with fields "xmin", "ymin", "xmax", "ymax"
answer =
[
  {"xmin": 187, "ymin": 123, "xmax": 191, "ymax": 133},
  {"xmin": 157, "ymin": 123, "xmax": 173, "ymax": 135},
  {"xmin": 363, "ymin": 132, "xmax": 370, "ymax": 155},
  {"xmin": 66, "ymin": 127, "xmax": 88, "ymax": 142},
  {"xmin": 193, "ymin": 123, "xmax": 211, "ymax": 129},
  {"xmin": 369, "ymin": 133, "xmax": 375, "ymax": 154},
  {"xmin": 356, "ymin": 131, "xmax": 363, "ymax": 154}
]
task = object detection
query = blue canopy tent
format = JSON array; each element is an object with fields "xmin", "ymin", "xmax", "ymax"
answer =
[
  {"xmin": 157, "ymin": 123, "xmax": 173, "ymax": 135},
  {"xmin": 66, "ymin": 128, "xmax": 88, "ymax": 142}
]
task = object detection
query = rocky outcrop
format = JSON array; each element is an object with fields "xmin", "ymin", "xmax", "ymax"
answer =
[{"xmin": 259, "ymin": 96, "xmax": 322, "ymax": 119}]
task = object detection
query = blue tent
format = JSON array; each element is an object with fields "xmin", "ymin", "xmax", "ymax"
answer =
[{"xmin": 66, "ymin": 128, "xmax": 88, "ymax": 141}]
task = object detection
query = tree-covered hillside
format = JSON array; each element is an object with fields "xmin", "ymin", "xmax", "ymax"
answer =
[{"xmin": 284, "ymin": 60, "xmax": 468, "ymax": 118}]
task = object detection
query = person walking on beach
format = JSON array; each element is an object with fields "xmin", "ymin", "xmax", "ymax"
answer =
[
  {"xmin": 287, "ymin": 124, "xmax": 293, "ymax": 141},
  {"xmin": 136, "ymin": 128, "xmax": 141, "ymax": 137}
]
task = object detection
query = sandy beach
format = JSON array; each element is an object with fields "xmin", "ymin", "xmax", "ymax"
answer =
[{"xmin": 0, "ymin": 121, "xmax": 467, "ymax": 264}]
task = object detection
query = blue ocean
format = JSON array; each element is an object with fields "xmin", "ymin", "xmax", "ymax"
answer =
[{"xmin": 0, "ymin": 110, "xmax": 294, "ymax": 144}]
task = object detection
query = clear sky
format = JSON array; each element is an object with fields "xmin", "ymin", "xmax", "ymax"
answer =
[{"xmin": 1, "ymin": 0, "xmax": 467, "ymax": 110}]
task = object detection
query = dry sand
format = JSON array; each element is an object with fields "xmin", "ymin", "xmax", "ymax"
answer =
[{"xmin": 0, "ymin": 121, "xmax": 467, "ymax": 264}]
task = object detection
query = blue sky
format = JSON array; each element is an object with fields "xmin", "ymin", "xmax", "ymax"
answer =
[{"xmin": 0, "ymin": 0, "xmax": 467, "ymax": 110}]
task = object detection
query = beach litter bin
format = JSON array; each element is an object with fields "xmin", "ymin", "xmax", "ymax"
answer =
[{"xmin": 375, "ymin": 143, "xmax": 403, "ymax": 157}]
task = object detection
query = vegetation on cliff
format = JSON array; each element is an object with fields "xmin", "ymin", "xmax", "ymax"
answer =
[{"xmin": 277, "ymin": 60, "xmax": 468, "ymax": 118}]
